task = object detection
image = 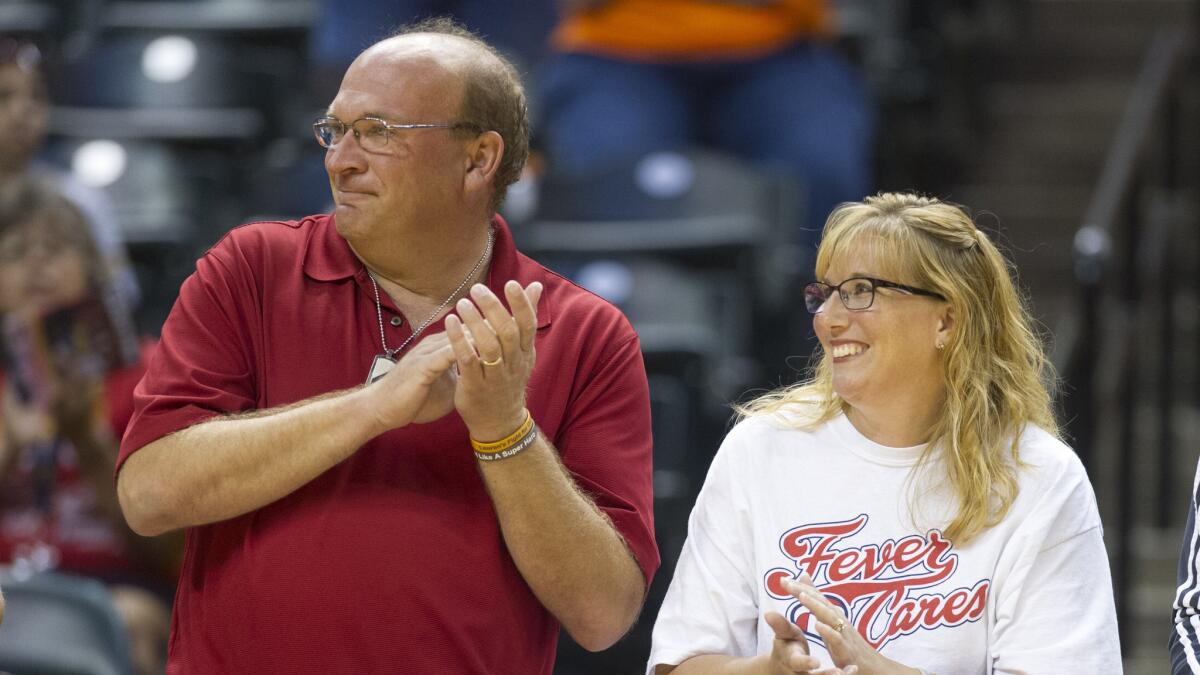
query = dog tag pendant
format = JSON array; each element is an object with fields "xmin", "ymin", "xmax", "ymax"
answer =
[{"xmin": 365, "ymin": 354, "xmax": 396, "ymax": 384}]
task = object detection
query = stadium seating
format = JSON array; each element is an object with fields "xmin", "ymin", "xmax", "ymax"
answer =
[{"xmin": 0, "ymin": 570, "xmax": 136, "ymax": 675}]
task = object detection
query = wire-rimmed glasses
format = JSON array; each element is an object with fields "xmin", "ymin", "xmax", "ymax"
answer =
[
  {"xmin": 803, "ymin": 277, "xmax": 944, "ymax": 314},
  {"xmin": 312, "ymin": 116, "xmax": 482, "ymax": 152}
]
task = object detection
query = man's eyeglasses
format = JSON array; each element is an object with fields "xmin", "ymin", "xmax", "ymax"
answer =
[
  {"xmin": 803, "ymin": 277, "xmax": 945, "ymax": 314},
  {"xmin": 312, "ymin": 116, "xmax": 482, "ymax": 152}
]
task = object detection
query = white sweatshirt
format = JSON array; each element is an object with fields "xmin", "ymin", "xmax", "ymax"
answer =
[{"xmin": 648, "ymin": 411, "xmax": 1121, "ymax": 674}]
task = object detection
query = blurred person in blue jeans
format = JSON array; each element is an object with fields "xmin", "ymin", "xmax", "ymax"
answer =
[
  {"xmin": 0, "ymin": 179, "xmax": 178, "ymax": 675},
  {"xmin": 539, "ymin": 0, "xmax": 874, "ymax": 247}
]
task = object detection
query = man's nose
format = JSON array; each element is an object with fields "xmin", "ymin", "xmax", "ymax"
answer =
[{"xmin": 324, "ymin": 132, "xmax": 366, "ymax": 174}]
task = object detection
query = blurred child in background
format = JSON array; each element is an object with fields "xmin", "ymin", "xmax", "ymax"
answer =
[
  {"xmin": 0, "ymin": 38, "xmax": 140, "ymax": 311},
  {"xmin": 0, "ymin": 179, "xmax": 177, "ymax": 675}
]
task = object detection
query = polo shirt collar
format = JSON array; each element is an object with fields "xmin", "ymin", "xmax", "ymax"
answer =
[
  {"xmin": 303, "ymin": 214, "xmax": 360, "ymax": 282},
  {"xmin": 303, "ymin": 213, "xmax": 551, "ymax": 328}
]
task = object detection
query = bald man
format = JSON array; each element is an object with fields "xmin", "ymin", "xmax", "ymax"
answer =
[{"xmin": 115, "ymin": 18, "xmax": 657, "ymax": 673}]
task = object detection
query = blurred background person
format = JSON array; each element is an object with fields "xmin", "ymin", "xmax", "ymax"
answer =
[
  {"xmin": 0, "ymin": 37, "xmax": 140, "ymax": 314},
  {"xmin": 538, "ymin": 0, "xmax": 874, "ymax": 248},
  {"xmin": 0, "ymin": 178, "xmax": 179, "ymax": 675},
  {"xmin": 648, "ymin": 194, "xmax": 1119, "ymax": 674},
  {"xmin": 1171, "ymin": 458, "xmax": 1200, "ymax": 674}
]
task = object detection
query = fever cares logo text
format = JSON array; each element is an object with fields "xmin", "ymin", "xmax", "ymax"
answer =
[{"xmin": 764, "ymin": 514, "xmax": 989, "ymax": 650}]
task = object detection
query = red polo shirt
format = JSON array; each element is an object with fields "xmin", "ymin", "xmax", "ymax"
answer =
[{"xmin": 118, "ymin": 215, "xmax": 658, "ymax": 674}]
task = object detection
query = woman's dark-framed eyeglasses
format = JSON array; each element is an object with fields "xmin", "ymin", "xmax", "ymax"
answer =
[
  {"xmin": 312, "ymin": 116, "xmax": 482, "ymax": 152},
  {"xmin": 803, "ymin": 277, "xmax": 945, "ymax": 314}
]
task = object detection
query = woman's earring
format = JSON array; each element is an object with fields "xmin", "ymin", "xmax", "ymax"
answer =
[{"xmin": 936, "ymin": 342, "xmax": 945, "ymax": 350}]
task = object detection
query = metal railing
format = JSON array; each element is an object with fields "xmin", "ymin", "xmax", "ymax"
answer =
[{"xmin": 1055, "ymin": 24, "xmax": 1195, "ymax": 652}]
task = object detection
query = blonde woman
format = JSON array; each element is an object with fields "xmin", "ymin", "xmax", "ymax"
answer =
[{"xmin": 648, "ymin": 193, "xmax": 1120, "ymax": 674}]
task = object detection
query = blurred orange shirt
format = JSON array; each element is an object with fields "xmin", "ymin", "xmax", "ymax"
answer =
[{"xmin": 553, "ymin": 0, "xmax": 833, "ymax": 61}]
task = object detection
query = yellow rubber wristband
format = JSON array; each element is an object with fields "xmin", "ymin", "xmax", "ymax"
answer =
[
  {"xmin": 475, "ymin": 426, "xmax": 538, "ymax": 462},
  {"xmin": 470, "ymin": 410, "xmax": 534, "ymax": 454}
]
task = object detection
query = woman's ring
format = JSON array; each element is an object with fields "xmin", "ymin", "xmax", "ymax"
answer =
[
  {"xmin": 832, "ymin": 618, "xmax": 846, "ymax": 634},
  {"xmin": 480, "ymin": 355, "xmax": 503, "ymax": 367}
]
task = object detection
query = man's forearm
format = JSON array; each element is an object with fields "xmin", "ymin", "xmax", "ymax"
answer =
[
  {"xmin": 479, "ymin": 434, "xmax": 646, "ymax": 651},
  {"xmin": 118, "ymin": 330, "xmax": 457, "ymax": 537},
  {"xmin": 118, "ymin": 387, "xmax": 385, "ymax": 536}
]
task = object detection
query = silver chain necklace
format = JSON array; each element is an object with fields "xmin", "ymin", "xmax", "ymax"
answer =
[{"xmin": 365, "ymin": 226, "xmax": 494, "ymax": 384}]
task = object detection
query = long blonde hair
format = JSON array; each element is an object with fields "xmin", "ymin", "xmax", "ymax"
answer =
[{"xmin": 737, "ymin": 192, "xmax": 1058, "ymax": 544}]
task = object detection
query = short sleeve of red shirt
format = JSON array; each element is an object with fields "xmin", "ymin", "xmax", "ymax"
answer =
[
  {"xmin": 554, "ymin": 323, "xmax": 659, "ymax": 589},
  {"xmin": 117, "ymin": 236, "xmax": 260, "ymax": 470}
]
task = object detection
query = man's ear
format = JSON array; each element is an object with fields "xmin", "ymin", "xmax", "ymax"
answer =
[{"xmin": 464, "ymin": 130, "xmax": 503, "ymax": 195}]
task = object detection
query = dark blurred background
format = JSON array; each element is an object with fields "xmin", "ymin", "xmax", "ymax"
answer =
[{"xmin": 0, "ymin": 0, "xmax": 1197, "ymax": 673}]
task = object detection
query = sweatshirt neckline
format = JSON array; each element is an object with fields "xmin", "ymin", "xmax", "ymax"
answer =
[{"xmin": 829, "ymin": 412, "xmax": 929, "ymax": 467}]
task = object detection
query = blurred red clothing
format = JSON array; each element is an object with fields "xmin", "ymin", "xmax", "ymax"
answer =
[{"xmin": 0, "ymin": 342, "xmax": 156, "ymax": 579}]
